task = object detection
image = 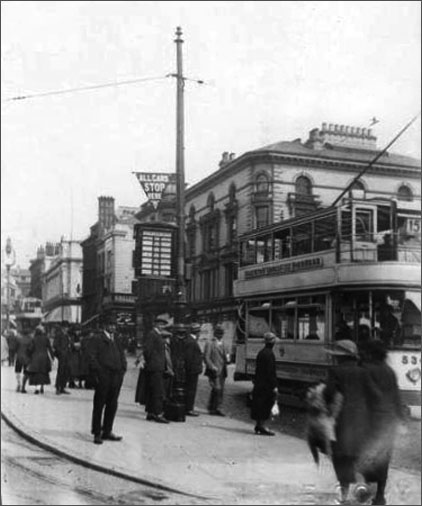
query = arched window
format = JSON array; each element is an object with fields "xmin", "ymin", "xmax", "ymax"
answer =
[
  {"xmin": 397, "ymin": 185, "xmax": 413, "ymax": 202},
  {"xmin": 349, "ymin": 180, "xmax": 366, "ymax": 199},
  {"xmin": 255, "ymin": 173, "xmax": 270, "ymax": 195},
  {"xmin": 207, "ymin": 193, "xmax": 215, "ymax": 211},
  {"xmin": 295, "ymin": 176, "xmax": 312, "ymax": 196}
]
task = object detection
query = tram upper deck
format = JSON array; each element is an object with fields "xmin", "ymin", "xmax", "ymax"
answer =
[{"xmin": 235, "ymin": 197, "xmax": 420, "ymax": 298}]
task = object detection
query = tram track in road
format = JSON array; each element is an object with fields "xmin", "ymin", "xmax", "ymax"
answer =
[{"xmin": 0, "ymin": 417, "xmax": 209, "ymax": 506}]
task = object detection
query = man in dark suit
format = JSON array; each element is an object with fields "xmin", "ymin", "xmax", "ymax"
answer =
[
  {"xmin": 88, "ymin": 318, "xmax": 127, "ymax": 444},
  {"xmin": 53, "ymin": 322, "xmax": 72, "ymax": 395},
  {"xmin": 184, "ymin": 322, "xmax": 203, "ymax": 416},
  {"xmin": 143, "ymin": 316, "xmax": 170, "ymax": 423}
]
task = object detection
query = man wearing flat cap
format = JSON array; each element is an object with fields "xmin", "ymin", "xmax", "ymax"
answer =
[
  {"xmin": 183, "ymin": 323, "xmax": 203, "ymax": 416},
  {"xmin": 204, "ymin": 323, "xmax": 229, "ymax": 416},
  {"xmin": 142, "ymin": 316, "xmax": 170, "ymax": 423}
]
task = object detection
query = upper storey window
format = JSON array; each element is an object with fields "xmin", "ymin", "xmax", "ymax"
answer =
[
  {"xmin": 397, "ymin": 185, "xmax": 413, "ymax": 202},
  {"xmin": 295, "ymin": 175, "xmax": 312, "ymax": 196},
  {"xmin": 255, "ymin": 173, "xmax": 270, "ymax": 195}
]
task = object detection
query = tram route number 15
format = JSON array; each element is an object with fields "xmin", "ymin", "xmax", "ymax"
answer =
[{"xmin": 406, "ymin": 218, "xmax": 421, "ymax": 234}]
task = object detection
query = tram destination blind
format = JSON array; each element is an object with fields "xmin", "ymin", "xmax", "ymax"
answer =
[{"xmin": 140, "ymin": 229, "xmax": 173, "ymax": 276}]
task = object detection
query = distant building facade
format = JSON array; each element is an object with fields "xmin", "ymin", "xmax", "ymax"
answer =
[
  {"xmin": 29, "ymin": 242, "xmax": 60, "ymax": 300},
  {"xmin": 81, "ymin": 196, "xmax": 139, "ymax": 330},
  {"xmin": 43, "ymin": 239, "xmax": 83, "ymax": 324}
]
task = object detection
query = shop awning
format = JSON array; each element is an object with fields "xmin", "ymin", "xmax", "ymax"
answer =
[{"xmin": 44, "ymin": 306, "xmax": 73, "ymax": 323}]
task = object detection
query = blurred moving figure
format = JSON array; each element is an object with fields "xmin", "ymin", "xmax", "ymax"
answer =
[
  {"xmin": 324, "ymin": 340, "xmax": 380, "ymax": 505},
  {"xmin": 359, "ymin": 340, "xmax": 405, "ymax": 506}
]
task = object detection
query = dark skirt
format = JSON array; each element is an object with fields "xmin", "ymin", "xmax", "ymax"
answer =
[
  {"xmin": 28, "ymin": 372, "xmax": 51, "ymax": 385},
  {"xmin": 251, "ymin": 386, "xmax": 275, "ymax": 421}
]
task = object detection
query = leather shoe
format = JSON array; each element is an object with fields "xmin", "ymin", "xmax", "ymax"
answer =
[
  {"xmin": 101, "ymin": 433, "xmax": 122, "ymax": 441},
  {"xmin": 213, "ymin": 410, "xmax": 225, "ymax": 417},
  {"xmin": 93, "ymin": 435, "xmax": 103, "ymax": 445},
  {"xmin": 146, "ymin": 413, "xmax": 155, "ymax": 421},
  {"xmin": 61, "ymin": 389, "xmax": 71, "ymax": 395},
  {"xmin": 186, "ymin": 411, "xmax": 200, "ymax": 417},
  {"xmin": 154, "ymin": 416, "xmax": 169, "ymax": 424}
]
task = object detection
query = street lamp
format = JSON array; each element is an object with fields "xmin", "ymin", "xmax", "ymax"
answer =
[{"xmin": 4, "ymin": 237, "xmax": 16, "ymax": 331}]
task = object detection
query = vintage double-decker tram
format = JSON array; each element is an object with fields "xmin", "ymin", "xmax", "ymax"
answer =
[
  {"xmin": 234, "ymin": 197, "xmax": 421, "ymax": 415},
  {"xmin": 15, "ymin": 297, "xmax": 44, "ymax": 334}
]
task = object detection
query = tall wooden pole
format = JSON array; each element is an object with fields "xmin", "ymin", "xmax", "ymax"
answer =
[{"xmin": 174, "ymin": 26, "xmax": 187, "ymax": 323}]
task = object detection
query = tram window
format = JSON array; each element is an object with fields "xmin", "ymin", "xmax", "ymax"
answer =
[
  {"xmin": 341, "ymin": 211, "xmax": 353, "ymax": 240},
  {"xmin": 292, "ymin": 223, "xmax": 312, "ymax": 256},
  {"xmin": 241, "ymin": 240, "xmax": 256, "ymax": 266},
  {"xmin": 256, "ymin": 235, "xmax": 273, "ymax": 263},
  {"xmin": 272, "ymin": 308, "xmax": 295, "ymax": 340},
  {"xmin": 256, "ymin": 239, "xmax": 265, "ymax": 264},
  {"xmin": 248, "ymin": 308, "xmax": 271, "ymax": 338},
  {"xmin": 273, "ymin": 229, "xmax": 291, "ymax": 258},
  {"xmin": 355, "ymin": 209, "xmax": 373, "ymax": 241},
  {"xmin": 314, "ymin": 215, "xmax": 336, "ymax": 251}
]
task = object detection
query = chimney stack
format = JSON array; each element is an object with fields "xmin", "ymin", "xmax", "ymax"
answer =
[{"xmin": 98, "ymin": 196, "xmax": 115, "ymax": 230}]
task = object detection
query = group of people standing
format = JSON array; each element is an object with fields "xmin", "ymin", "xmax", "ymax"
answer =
[
  {"xmin": 4, "ymin": 322, "xmax": 98, "ymax": 395},
  {"xmin": 134, "ymin": 316, "xmax": 230, "ymax": 424}
]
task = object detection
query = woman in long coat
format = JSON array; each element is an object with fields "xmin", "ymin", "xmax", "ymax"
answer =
[
  {"xmin": 360, "ymin": 340, "xmax": 405, "ymax": 506},
  {"xmin": 27, "ymin": 326, "xmax": 54, "ymax": 394},
  {"xmin": 324, "ymin": 340, "xmax": 380, "ymax": 504},
  {"xmin": 251, "ymin": 332, "xmax": 278, "ymax": 436},
  {"xmin": 14, "ymin": 329, "xmax": 33, "ymax": 393}
]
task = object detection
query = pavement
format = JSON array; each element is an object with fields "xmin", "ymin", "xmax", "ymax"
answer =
[{"xmin": 1, "ymin": 359, "xmax": 421, "ymax": 505}]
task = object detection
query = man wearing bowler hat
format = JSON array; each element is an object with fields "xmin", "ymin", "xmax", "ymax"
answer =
[
  {"xmin": 143, "ymin": 316, "xmax": 170, "ymax": 423},
  {"xmin": 89, "ymin": 317, "xmax": 127, "ymax": 444},
  {"xmin": 184, "ymin": 322, "xmax": 203, "ymax": 416}
]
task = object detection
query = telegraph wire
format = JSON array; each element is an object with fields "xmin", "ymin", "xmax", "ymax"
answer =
[
  {"xmin": 1, "ymin": 74, "xmax": 171, "ymax": 103},
  {"xmin": 331, "ymin": 111, "xmax": 421, "ymax": 207}
]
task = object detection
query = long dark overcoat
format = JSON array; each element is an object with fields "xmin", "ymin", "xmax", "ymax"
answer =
[
  {"xmin": 251, "ymin": 346, "xmax": 278, "ymax": 421},
  {"xmin": 324, "ymin": 359, "xmax": 379, "ymax": 458},
  {"xmin": 27, "ymin": 333, "xmax": 53, "ymax": 385},
  {"xmin": 359, "ymin": 360, "xmax": 404, "ymax": 481}
]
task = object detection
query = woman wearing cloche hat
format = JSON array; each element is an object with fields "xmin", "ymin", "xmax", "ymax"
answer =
[{"xmin": 250, "ymin": 332, "xmax": 279, "ymax": 436}]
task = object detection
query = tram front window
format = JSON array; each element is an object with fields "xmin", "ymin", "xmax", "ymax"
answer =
[{"xmin": 334, "ymin": 290, "xmax": 421, "ymax": 350}]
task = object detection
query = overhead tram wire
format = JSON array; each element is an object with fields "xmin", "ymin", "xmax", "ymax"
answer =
[
  {"xmin": 1, "ymin": 74, "xmax": 172, "ymax": 103},
  {"xmin": 331, "ymin": 112, "xmax": 421, "ymax": 207}
]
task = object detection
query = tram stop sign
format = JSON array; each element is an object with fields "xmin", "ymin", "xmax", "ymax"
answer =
[{"xmin": 134, "ymin": 172, "xmax": 176, "ymax": 209}]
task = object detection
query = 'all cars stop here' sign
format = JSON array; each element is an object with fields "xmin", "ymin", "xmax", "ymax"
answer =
[{"xmin": 134, "ymin": 172, "xmax": 176, "ymax": 209}]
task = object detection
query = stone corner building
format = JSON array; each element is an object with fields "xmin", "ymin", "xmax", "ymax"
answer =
[{"xmin": 184, "ymin": 123, "xmax": 421, "ymax": 350}]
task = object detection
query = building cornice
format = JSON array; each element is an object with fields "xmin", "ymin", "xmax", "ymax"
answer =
[{"xmin": 186, "ymin": 150, "xmax": 420, "ymax": 200}]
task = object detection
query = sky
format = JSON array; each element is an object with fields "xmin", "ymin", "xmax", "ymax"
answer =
[{"xmin": 1, "ymin": 1, "xmax": 421, "ymax": 267}]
